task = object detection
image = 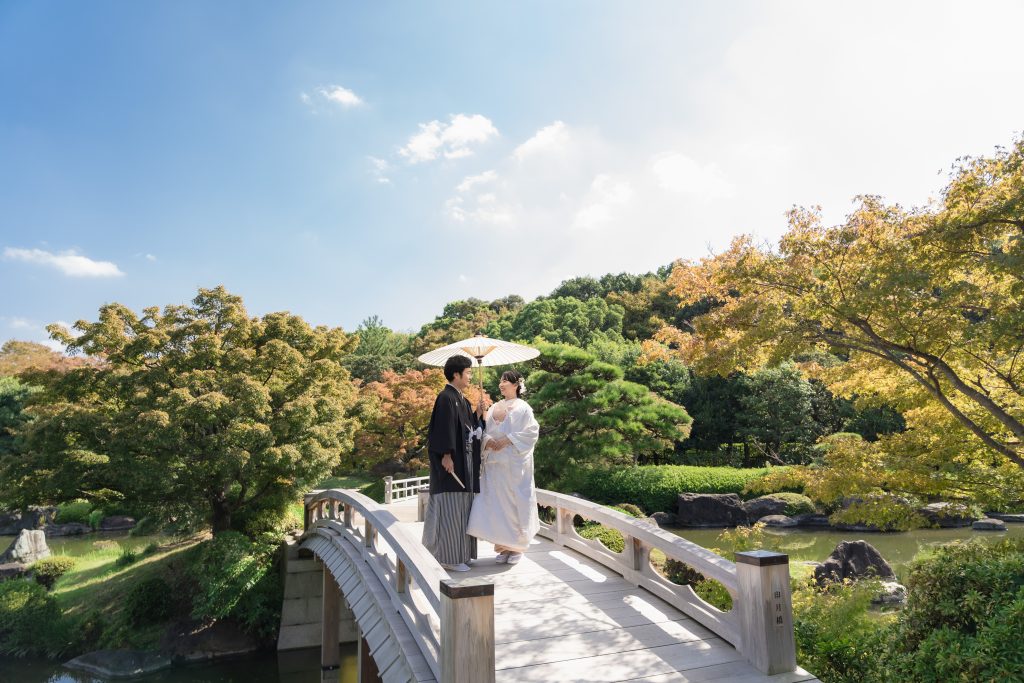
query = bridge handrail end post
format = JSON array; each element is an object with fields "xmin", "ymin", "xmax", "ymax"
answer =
[{"xmin": 734, "ymin": 549, "xmax": 797, "ymax": 675}]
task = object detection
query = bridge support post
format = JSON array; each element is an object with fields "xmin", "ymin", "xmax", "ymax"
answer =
[
  {"xmin": 735, "ymin": 550, "xmax": 797, "ymax": 675},
  {"xmin": 383, "ymin": 476, "xmax": 393, "ymax": 504},
  {"xmin": 321, "ymin": 570, "xmax": 341, "ymax": 673},
  {"xmin": 440, "ymin": 578, "xmax": 495, "ymax": 683}
]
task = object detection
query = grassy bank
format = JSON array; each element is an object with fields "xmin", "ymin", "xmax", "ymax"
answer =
[{"xmin": 2, "ymin": 530, "xmax": 281, "ymax": 659}]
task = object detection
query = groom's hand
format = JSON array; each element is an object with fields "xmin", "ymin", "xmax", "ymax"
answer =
[{"xmin": 441, "ymin": 453, "xmax": 454, "ymax": 474}]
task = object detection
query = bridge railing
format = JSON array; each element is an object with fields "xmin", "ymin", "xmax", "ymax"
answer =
[
  {"xmin": 383, "ymin": 474, "xmax": 429, "ymax": 504},
  {"xmin": 408, "ymin": 483, "xmax": 797, "ymax": 676},
  {"xmin": 304, "ymin": 488, "xmax": 449, "ymax": 682}
]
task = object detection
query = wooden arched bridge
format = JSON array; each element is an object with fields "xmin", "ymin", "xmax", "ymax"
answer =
[{"xmin": 279, "ymin": 476, "xmax": 820, "ymax": 683}]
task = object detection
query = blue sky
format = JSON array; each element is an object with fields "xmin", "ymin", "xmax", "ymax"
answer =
[{"xmin": 2, "ymin": 1, "xmax": 1023, "ymax": 350}]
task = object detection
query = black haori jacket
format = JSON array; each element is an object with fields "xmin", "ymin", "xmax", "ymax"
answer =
[{"xmin": 427, "ymin": 385, "xmax": 483, "ymax": 494}]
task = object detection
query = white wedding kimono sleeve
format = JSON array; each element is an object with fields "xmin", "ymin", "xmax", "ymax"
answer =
[{"xmin": 506, "ymin": 403, "xmax": 540, "ymax": 454}]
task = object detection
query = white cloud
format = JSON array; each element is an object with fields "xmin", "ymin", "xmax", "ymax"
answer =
[
  {"xmin": 651, "ymin": 152, "xmax": 735, "ymax": 199},
  {"xmin": 368, "ymin": 156, "xmax": 392, "ymax": 184},
  {"xmin": 572, "ymin": 174, "xmax": 635, "ymax": 230},
  {"xmin": 456, "ymin": 170, "xmax": 498, "ymax": 193},
  {"xmin": 318, "ymin": 85, "xmax": 363, "ymax": 108},
  {"xmin": 399, "ymin": 114, "xmax": 498, "ymax": 163},
  {"xmin": 3, "ymin": 247, "xmax": 124, "ymax": 277},
  {"xmin": 300, "ymin": 92, "xmax": 312, "ymax": 105},
  {"xmin": 9, "ymin": 317, "xmax": 32, "ymax": 330},
  {"xmin": 513, "ymin": 121, "xmax": 569, "ymax": 161},
  {"xmin": 145, "ymin": 253, "xmax": 157, "ymax": 261}
]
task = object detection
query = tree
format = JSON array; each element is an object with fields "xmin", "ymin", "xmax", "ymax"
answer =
[
  {"xmin": 411, "ymin": 296, "xmax": 520, "ymax": 356},
  {"xmin": 343, "ymin": 316, "xmax": 415, "ymax": 383},
  {"xmin": 736, "ymin": 364, "xmax": 825, "ymax": 464},
  {"xmin": 0, "ymin": 340, "xmax": 98, "ymax": 375},
  {"xmin": 658, "ymin": 138, "xmax": 1024, "ymax": 470},
  {"xmin": 0, "ymin": 377, "xmax": 36, "ymax": 458},
  {"xmin": 528, "ymin": 344, "xmax": 692, "ymax": 484},
  {"xmin": 353, "ymin": 369, "xmax": 446, "ymax": 473},
  {"xmin": 3, "ymin": 287, "xmax": 361, "ymax": 534},
  {"xmin": 490, "ymin": 297, "xmax": 625, "ymax": 347}
]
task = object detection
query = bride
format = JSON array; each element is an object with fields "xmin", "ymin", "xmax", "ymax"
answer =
[{"xmin": 467, "ymin": 370, "xmax": 540, "ymax": 565}]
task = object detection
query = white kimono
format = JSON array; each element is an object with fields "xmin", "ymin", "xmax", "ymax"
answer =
[{"xmin": 467, "ymin": 398, "xmax": 541, "ymax": 553}]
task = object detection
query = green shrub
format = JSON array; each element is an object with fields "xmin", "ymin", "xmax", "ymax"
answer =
[
  {"xmin": 31, "ymin": 556, "xmax": 76, "ymax": 591},
  {"xmin": 129, "ymin": 516, "xmax": 159, "ymax": 537},
  {"xmin": 87, "ymin": 509, "xmax": 105, "ymax": 530},
  {"xmin": 611, "ymin": 503, "xmax": 644, "ymax": 518},
  {"xmin": 791, "ymin": 578, "xmax": 892, "ymax": 683},
  {"xmin": 184, "ymin": 531, "xmax": 282, "ymax": 640},
  {"xmin": 880, "ymin": 539, "xmax": 1024, "ymax": 680},
  {"xmin": 143, "ymin": 542, "xmax": 160, "ymax": 556},
  {"xmin": 125, "ymin": 577, "xmax": 176, "ymax": 625},
  {"xmin": 576, "ymin": 466, "xmax": 781, "ymax": 513},
  {"xmin": 757, "ymin": 492, "xmax": 815, "ymax": 516},
  {"xmin": 55, "ymin": 500, "xmax": 92, "ymax": 524},
  {"xmin": 115, "ymin": 547, "xmax": 138, "ymax": 567},
  {"xmin": 662, "ymin": 558, "xmax": 732, "ymax": 611},
  {"xmin": 0, "ymin": 580, "xmax": 76, "ymax": 657},
  {"xmin": 576, "ymin": 521, "xmax": 625, "ymax": 553}
]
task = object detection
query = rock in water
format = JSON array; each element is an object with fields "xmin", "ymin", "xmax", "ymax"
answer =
[
  {"xmin": 43, "ymin": 522, "xmax": 91, "ymax": 537},
  {"xmin": 0, "ymin": 529, "xmax": 51, "ymax": 564},
  {"xmin": 814, "ymin": 540, "xmax": 896, "ymax": 586},
  {"xmin": 676, "ymin": 493, "xmax": 748, "ymax": 527},
  {"xmin": 648, "ymin": 511, "xmax": 678, "ymax": 528},
  {"xmin": 99, "ymin": 515, "xmax": 136, "ymax": 531},
  {"xmin": 972, "ymin": 518, "xmax": 1007, "ymax": 531},
  {"xmin": 917, "ymin": 502, "xmax": 976, "ymax": 528},
  {"xmin": 64, "ymin": 650, "xmax": 171, "ymax": 678},
  {"xmin": 743, "ymin": 496, "xmax": 789, "ymax": 520},
  {"xmin": 758, "ymin": 514, "xmax": 798, "ymax": 528}
]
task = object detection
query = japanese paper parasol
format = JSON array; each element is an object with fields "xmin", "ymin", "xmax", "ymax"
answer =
[{"xmin": 417, "ymin": 334, "xmax": 540, "ymax": 392}]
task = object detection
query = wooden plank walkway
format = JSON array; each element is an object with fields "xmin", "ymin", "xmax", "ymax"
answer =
[{"xmin": 386, "ymin": 500, "xmax": 819, "ymax": 683}]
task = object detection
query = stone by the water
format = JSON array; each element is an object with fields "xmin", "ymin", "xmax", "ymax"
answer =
[
  {"xmin": 0, "ymin": 506, "xmax": 58, "ymax": 536},
  {"xmin": 871, "ymin": 580, "xmax": 908, "ymax": 606},
  {"xmin": 814, "ymin": 540, "xmax": 896, "ymax": 586},
  {"xmin": 64, "ymin": 650, "xmax": 171, "ymax": 678},
  {"xmin": 0, "ymin": 562, "xmax": 31, "ymax": 581},
  {"xmin": 918, "ymin": 502, "xmax": 976, "ymax": 528},
  {"xmin": 43, "ymin": 522, "xmax": 91, "ymax": 537},
  {"xmin": 647, "ymin": 511, "xmax": 678, "ymax": 528},
  {"xmin": 792, "ymin": 513, "xmax": 832, "ymax": 527},
  {"xmin": 758, "ymin": 514, "xmax": 797, "ymax": 527},
  {"xmin": 99, "ymin": 515, "xmax": 136, "ymax": 531},
  {"xmin": 676, "ymin": 493, "xmax": 748, "ymax": 527},
  {"xmin": 743, "ymin": 496, "xmax": 789, "ymax": 521},
  {"xmin": 0, "ymin": 529, "xmax": 50, "ymax": 564},
  {"xmin": 986, "ymin": 512, "xmax": 1024, "ymax": 523},
  {"xmin": 972, "ymin": 518, "xmax": 1007, "ymax": 531}
]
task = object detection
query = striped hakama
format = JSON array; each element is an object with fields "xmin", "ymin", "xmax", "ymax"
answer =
[{"xmin": 422, "ymin": 492, "xmax": 477, "ymax": 565}]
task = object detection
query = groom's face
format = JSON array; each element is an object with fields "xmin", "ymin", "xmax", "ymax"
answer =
[{"xmin": 454, "ymin": 368, "xmax": 472, "ymax": 390}]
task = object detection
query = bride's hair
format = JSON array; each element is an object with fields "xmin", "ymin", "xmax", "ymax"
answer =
[{"xmin": 501, "ymin": 370, "xmax": 526, "ymax": 397}]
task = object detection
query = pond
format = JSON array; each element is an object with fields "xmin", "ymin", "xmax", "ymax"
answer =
[
  {"xmin": 39, "ymin": 531, "xmax": 159, "ymax": 558},
  {"xmin": 668, "ymin": 523, "xmax": 1024, "ymax": 580},
  {"xmin": 0, "ymin": 646, "xmax": 359, "ymax": 683}
]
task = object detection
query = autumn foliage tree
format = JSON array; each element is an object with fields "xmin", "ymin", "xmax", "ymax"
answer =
[
  {"xmin": 354, "ymin": 369, "xmax": 446, "ymax": 473},
  {"xmin": 354, "ymin": 368, "xmax": 493, "ymax": 473},
  {"xmin": 655, "ymin": 138, "xmax": 1024, "ymax": 508}
]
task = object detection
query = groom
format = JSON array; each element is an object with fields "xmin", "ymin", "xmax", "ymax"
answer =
[{"xmin": 422, "ymin": 354, "xmax": 483, "ymax": 572}]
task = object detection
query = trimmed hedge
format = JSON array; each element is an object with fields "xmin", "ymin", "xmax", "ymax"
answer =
[
  {"xmin": 575, "ymin": 465, "xmax": 783, "ymax": 513},
  {"xmin": 31, "ymin": 556, "xmax": 75, "ymax": 591}
]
